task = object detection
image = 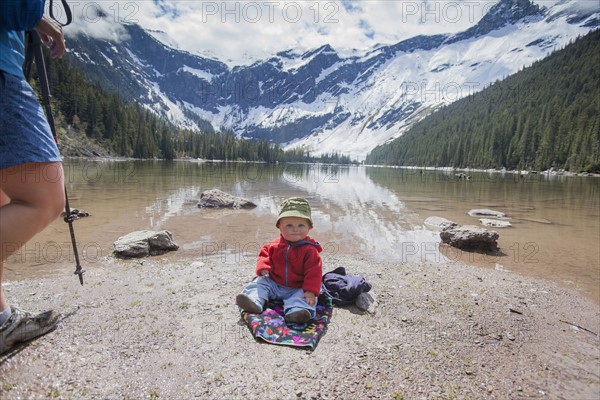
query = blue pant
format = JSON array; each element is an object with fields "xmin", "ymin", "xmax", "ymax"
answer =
[{"xmin": 242, "ymin": 276, "xmax": 317, "ymax": 318}]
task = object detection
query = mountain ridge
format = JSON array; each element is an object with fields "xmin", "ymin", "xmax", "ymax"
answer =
[
  {"xmin": 365, "ymin": 28, "xmax": 600, "ymax": 172},
  {"xmin": 64, "ymin": 0, "xmax": 599, "ymax": 160}
]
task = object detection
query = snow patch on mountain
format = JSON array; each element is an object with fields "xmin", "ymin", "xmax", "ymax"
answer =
[
  {"xmin": 280, "ymin": 6, "xmax": 598, "ymax": 160},
  {"xmin": 180, "ymin": 66, "xmax": 216, "ymax": 82}
]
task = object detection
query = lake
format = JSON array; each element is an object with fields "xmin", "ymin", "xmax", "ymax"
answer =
[{"xmin": 4, "ymin": 160, "xmax": 599, "ymax": 303}]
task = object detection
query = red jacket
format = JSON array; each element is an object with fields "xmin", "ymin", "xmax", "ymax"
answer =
[{"xmin": 256, "ymin": 235, "xmax": 323, "ymax": 295}]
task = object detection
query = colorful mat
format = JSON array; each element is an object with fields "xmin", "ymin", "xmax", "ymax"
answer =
[{"xmin": 240, "ymin": 294, "xmax": 333, "ymax": 350}]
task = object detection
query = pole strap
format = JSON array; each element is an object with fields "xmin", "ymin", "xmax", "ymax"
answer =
[{"xmin": 48, "ymin": 0, "xmax": 73, "ymax": 27}]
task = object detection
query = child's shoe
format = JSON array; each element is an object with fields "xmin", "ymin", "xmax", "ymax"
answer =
[
  {"xmin": 285, "ymin": 309, "xmax": 311, "ymax": 324},
  {"xmin": 235, "ymin": 294, "xmax": 262, "ymax": 314}
]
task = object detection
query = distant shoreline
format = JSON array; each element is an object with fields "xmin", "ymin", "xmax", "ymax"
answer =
[
  {"xmin": 63, "ymin": 156, "xmax": 600, "ymax": 178},
  {"xmin": 362, "ymin": 163, "xmax": 600, "ymax": 178}
]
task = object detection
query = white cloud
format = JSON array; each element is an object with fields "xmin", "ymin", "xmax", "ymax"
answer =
[
  {"xmin": 45, "ymin": 1, "xmax": 129, "ymax": 42},
  {"xmin": 57, "ymin": 0, "xmax": 598, "ymax": 66}
]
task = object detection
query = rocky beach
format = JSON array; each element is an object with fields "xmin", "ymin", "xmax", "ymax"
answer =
[{"xmin": 1, "ymin": 252, "xmax": 598, "ymax": 399}]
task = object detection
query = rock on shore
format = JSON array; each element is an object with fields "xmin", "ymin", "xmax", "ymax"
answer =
[
  {"xmin": 113, "ymin": 230, "xmax": 179, "ymax": 258},
  {"xmin": 197, "ymin": 189, "xmax": 257, "ymax": 209},
  {"xmin": 440, "ymin": 225, "xmax": 500, "ymax": 251}
]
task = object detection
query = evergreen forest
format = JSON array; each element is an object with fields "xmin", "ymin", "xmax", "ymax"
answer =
[{"xmin": 365, "ymin": 29, "xmax": 600, "ymax": 172}]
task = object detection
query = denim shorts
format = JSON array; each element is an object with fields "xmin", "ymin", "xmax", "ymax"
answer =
[{"xmin": 0, "ymin": 70, "xmax": 62, "ymax": 170}]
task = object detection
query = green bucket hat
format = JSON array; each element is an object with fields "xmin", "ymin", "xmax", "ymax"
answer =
[{"xmin": 276, "ymin": 197, "xmax": 313, "ymax": 228}]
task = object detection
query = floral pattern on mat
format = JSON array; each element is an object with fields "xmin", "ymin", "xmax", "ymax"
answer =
[{"xmin": 240, "ymin": 294, "xmax": 333, "ymax": 350}]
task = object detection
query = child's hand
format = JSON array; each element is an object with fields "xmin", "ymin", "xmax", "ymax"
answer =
[
  {"xmin": 259, "ymin": 270, "xmax": 269, "ymax": 277},
  {"xmin": 304, "ymin": 291, "xmax": 316, "ymax": 306}
]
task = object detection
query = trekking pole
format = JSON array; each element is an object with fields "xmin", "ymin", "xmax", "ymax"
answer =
[{"xmin": 24, "ymin": 30, "xmax": 85, "ymax": 285}]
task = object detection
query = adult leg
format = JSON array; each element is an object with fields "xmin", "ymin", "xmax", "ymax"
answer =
[
  {"xmin": 0, "ymin": 162, "xmax": 65, "ymax": 353},
  {"xmin": 0, "ymin": 190, "xmax": 9, "ymax": 207},
  {"xmin": 0, "ymin": 189, "xmax": 9, "ymax": 312},
  {"xmin": 0, "ymin": 162, "xmax": 65, "ymax": 308}
]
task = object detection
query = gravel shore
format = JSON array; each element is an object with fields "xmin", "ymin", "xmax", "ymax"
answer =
[{"xmin": 1, "ymin": 254, "xmax": 598, "ymax": 399}]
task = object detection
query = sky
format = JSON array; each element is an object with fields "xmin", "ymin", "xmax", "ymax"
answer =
[{"xmin": 55, "ymin": 0, "xmax": 598, "ymax": 66}]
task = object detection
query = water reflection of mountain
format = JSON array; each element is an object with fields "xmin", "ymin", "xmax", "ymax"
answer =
[
  {"xmin": 280, "ymin": 164, "xmax": 444, "ymax": 264},
  {"xmin": 139, "ymin": 163, "xmax": 450, "ymax": 264}
]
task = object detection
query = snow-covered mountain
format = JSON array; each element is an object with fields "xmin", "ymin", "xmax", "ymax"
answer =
[{"xmin": 65, "ymin": 0, "xmax": 599, "ymax": 160}]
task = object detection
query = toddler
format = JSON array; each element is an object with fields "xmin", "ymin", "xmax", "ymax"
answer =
[{"xmin": 236, "ymin": 197, "xmax": 322, "ymax": 324}]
